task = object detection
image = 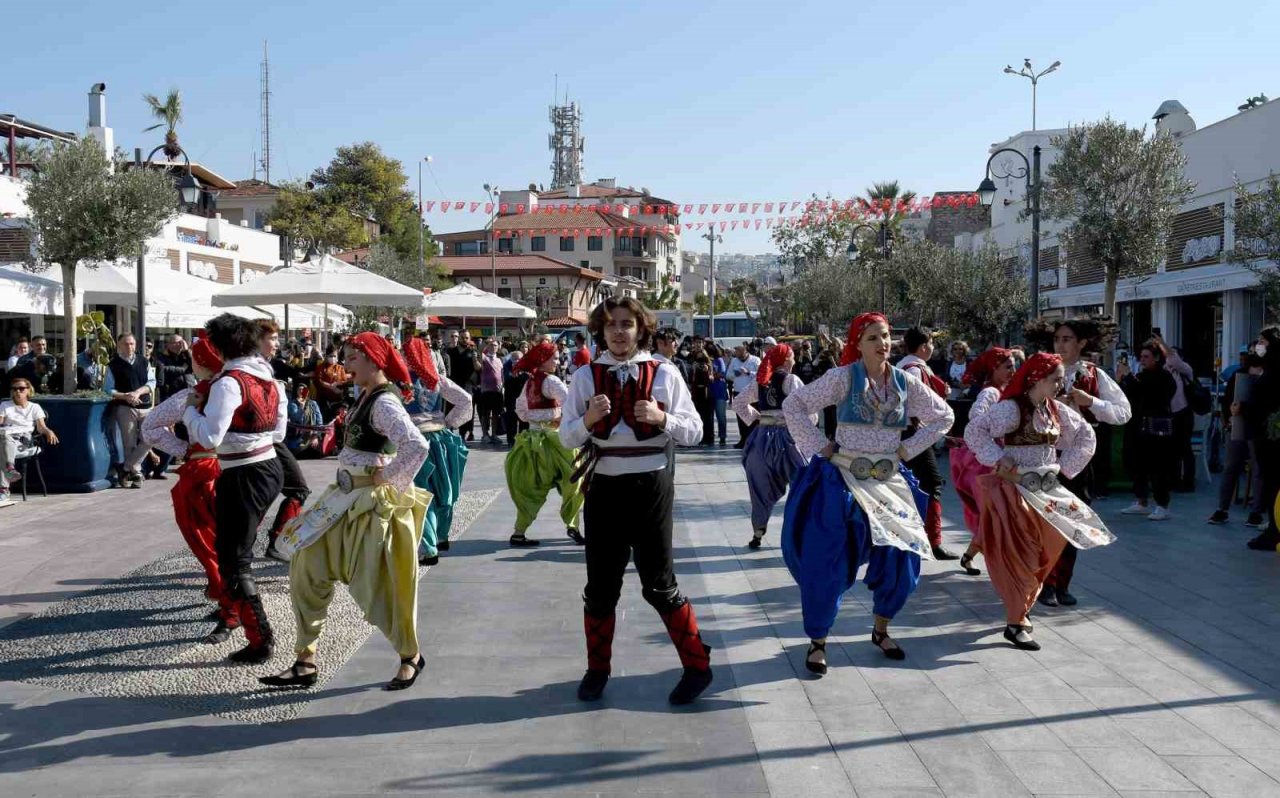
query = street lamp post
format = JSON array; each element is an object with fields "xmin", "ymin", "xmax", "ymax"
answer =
[
  {"xmin": 845, "ymin": 221, "xmax": 894, "ymax": 312},
  {"xmin": 134, "ymin": 145, "xmax": 200, "ymax": 346},
  {"xmin": 702, "ymin": 230, "xmax": 722, "ymax": 343},
  {"xmin": 977, "ymin": 145, "xmax": 1042, "ymax": 315},
  {"xmin": 483, "ymin": 183, "xmax": 499, "ymax": 336},
  {"xmin": 1002, "ymin": 59, "xmax": 1061, "ymax": 132}
]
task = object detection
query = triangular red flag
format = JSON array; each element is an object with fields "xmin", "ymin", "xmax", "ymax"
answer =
[
  {"xmin": 440, "ymin": 202, "xmax": 449, "ymax": 213},
  {"xmin": 483, "ymin": 202, "xmax": 493, "ymax": 214},
  {"xmin": 711, "ymin": 204, "xmax": 721, "ymax": 214},
  {"xmin": 425, "ymin": 201, "xmax": 436, "ymax": 211}
]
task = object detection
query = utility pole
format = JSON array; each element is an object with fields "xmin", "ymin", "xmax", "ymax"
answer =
[{"xmin": 702, "ymin": 230, "xmax": 722, "ymax": 343}]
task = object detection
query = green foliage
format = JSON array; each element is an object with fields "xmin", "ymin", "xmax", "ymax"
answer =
[
  {"xmin": 23, "ymin": 137, "xmax": 178, "ymax": 392},
  {"xmin": 1040, "ymin": 118, "xmax": 1195, "ymax": 316},
  {"xmin": 692, "ymin": 291, "xmax": 746, "ymax": 316},
  {"xmin": 142, "ymin": 89, "xmax": 184, "ymax": 159},
  {"xmin": 647, "ymin": 284, "xmax": 680, "ymax": 310},
  {"xmin": 269, "ymin": 180, "xmax": 370, "ymax": 258},
  {"xmin": 75, "ymin": 311, "xmax": 115, "ymax": 390},
  {"xmin": 771, "ymin": 193, "xmax": 861, "ymax": 267},
  {"xmin": 1229, "ymin": 173, "xmax": 1280, "ymax": 321},
  {"xmin": 309, "ymin": 142, "xmax": 426, "ymax": 261}
]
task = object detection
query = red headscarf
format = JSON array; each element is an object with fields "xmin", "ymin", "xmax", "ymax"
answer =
[
  {"xmin": 191, "ymin": 338, "xmax": 223, "ymax": 373},
  {"xmin": 403, "ymin": 337, "xmax": 439, "ymax": 391},
  {"xmin": 756, "ymin": 343, "xmax": 793, "ymax": 385},
  {"xmin": 515, "ymin": 341, "xmax": 558, "ymax": 398},
  {"xmin": 839, "ymin": 312, "xmax": 889, "ymax": 366},
  {"xmin": 962, "ymin": 346, "xmax": 1013, "ymax": 387},
  {"xmin": 348, "ymin": 331, "xmax": 411, "ymax": 385},
  {"xmin": 1000, "ymin": 352, "xmax": 1062, "ymax": 400}
]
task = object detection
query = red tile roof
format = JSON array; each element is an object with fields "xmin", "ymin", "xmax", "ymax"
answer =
[
  {"xmin": 437, "ymin": 254, "xmax": 604, "ymax": 280},
  {"xmin": 492, "ymin": 209, "xmax": 671, "ymax": 237},
  {"xmin": 539, "ymin": 184, "xmax": 645, "ymax": 199},
  {"xmin": 223, "ymin": 179, "xmax": 281, "ymax": 198},
  {"xmin": 542, "ymin": 315, "xmax": 588, "ymax": 327}
]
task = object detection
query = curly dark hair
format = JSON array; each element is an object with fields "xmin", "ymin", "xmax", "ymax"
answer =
[
  {"xmin": 205, "ymin": 313, "xmax": 261, "ymax": 360},
  {"xmin": 254, "ymin": 319, "xmax": 280, "ymax": 337},
  {"xmin": 588, "ymin": 297, "xmax": 656, "ymax": 352}
]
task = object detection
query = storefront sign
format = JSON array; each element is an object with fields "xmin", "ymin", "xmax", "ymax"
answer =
[
  {"xmin": 1175, "ymin": 276, "xmax": 1226, "ymax": 295},
  {"xmin": 1181, "ymin": 235, "xmax": 1221, "ymax": 265}
]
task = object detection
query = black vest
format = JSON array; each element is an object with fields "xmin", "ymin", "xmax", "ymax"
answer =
[
  {"xmin": 755, "ymin": 371, "xmax": 790, "ymax": 412},
  {"xmin": 344, "ymin": 383, "xmax": 397, "ymax": 454},
  {"xmin": 108, "ymin": 355, "xmax": 153, "ymax": 409}
]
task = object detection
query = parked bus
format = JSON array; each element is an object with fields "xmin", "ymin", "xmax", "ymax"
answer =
[{"xmin": 692, "ymin": 311, "xmax": 760, "ymax": 349}]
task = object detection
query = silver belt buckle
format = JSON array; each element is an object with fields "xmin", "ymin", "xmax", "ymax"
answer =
[
  {"xmin": 1019, "ymin": 471, "xmax": 1059, "ymax": 493},
  {"xmin": 336, "ymin": 469, "xmax": 354, "ymax": 494},
  {"xmin": 850, "ymin": 457, "xmax": 895, "ymax": 482}
]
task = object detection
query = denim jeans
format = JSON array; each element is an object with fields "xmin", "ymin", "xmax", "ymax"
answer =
[{"xmin": 713, "ymin": 399, "xmax": 727, "ymax": 444}]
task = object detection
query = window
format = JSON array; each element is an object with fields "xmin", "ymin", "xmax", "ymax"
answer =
[
  {"xmin": 497, "ymin": 287, "xmax": 512, "ymax": 298},
  {"xmin": 500, "ymin": 278, "xmax": 509, "ymax": 285},
  {"xmin": 560, "ymin": 236, "xmax": 575, "ymax": 252},
  {"xmin": 581, "ymin": 260, "xmax": 590, "ymax": 268},
  {"xmin": 531, "ymin": 236, "xmax": 546, "ymax": 252},
  {"xmin": 588, "ymin": 236, "xmax": 603, "ymax": 251},
  {"xmin": 497, "ymin": 237, "xmax": 513, "ymax": 253},
  {"xmin": 617, "ymin": 236, "xmax": 631, "ymax": 251},
  {"xmin": 538, "ymin": 277, "xmax": 547, "ymax": 285}
]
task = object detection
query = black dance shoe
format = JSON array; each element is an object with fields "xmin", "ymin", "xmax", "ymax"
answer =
[
  {"xmin": 959, "ymin": 551, "xmax": 981, "ymax": 576},
  {"xmin": 1037, "ymin": 587, "xmax": 1060, "ymax": 607},
  {"xmin": 509, "ymin": 533, "xmax": 540, "ymax": 547},
  {"xmin": 1056, "ymin": 590, "xmax": 1078, "ymax": 606},
  {"xmin": 418, "ymin": 554, "xmax": 439, "ymax": 566},
  {"xmin": 805, "ymin": 641, "xmax": 827, "ymax": 676},
  {"xmin": 384, "ymin": 654, "xmax": 425, "ymax": 691},
  {"xmin": 228, "ymin": 643, "xmax": 274, "ymax": 664},
  {"xmin": 668, "ymin": 666, "xmax": 714, "ymax": 705},
  {"xmin": 931, "ymin": 546, "xmax": 959, "ymax": 561},
  {"xmin": 748, "ymin": 529, "xmax": 766, "ymax": 549},
  {"xmin": 870, "ymin": 630, "xmax": 905, "ymax": 660},
  {"xmin": 202, "ymin": 621, "xmax": 234, "ymax": 645},
  {"xmin": 577, "ymin": 669, "xmax": 609, "ymax": 702},
  {"xmin": 259, "ymin": 661, "xmax": 319, "ymax": 689},
  {"xmin": 1003, "ymin": 624, "xmax": 1041, "ymax": 651},
  {"xmin": 566, "ymin": 527, "xmax": 586, "ymax": 545}
]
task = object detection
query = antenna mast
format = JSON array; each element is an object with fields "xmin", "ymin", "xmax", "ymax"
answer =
[
  {"xmin": 259, "ymin": 40, "xmax": 271, "ymax": 183},
  {"xmin": 548, "ymin": 96, "xmax": 584, "ymax": 189}
]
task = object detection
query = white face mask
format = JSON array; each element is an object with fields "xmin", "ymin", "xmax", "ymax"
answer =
[{"xmin": 1257, "ymin": 343, "xmax": 1268, "ymax": 357}]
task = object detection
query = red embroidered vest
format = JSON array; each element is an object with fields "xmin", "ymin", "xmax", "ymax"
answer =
[
  {"xmin": 1070, "ymin": 362, "xmax": 1100, "ymax": 424},
  {"xmin": 217, "ymin": 370, "xmax": 279, "ymax": 434},
  {"xmin": 589, "ymin": 361, "xmax": 664, "ymax": 441},
  {"xmin": 525, "ymin": 374, "xmax": 558, "ymax": 410}
]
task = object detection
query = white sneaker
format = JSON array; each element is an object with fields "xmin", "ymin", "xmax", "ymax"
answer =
[
  {"xmin": 1148, "ymin": 506, "xmax": 1171, "ymax": 521},
  {"xmin": 1121, "ymin": 502, "xmax": 1150, "ymax": 515}
]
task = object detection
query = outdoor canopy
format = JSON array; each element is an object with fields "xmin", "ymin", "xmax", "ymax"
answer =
[
  {"xmin": 210, "ymin": 254, "xmax": 425, "ymax": 308},
  {"xmin": 419, "ymin": 281, "xmax": 537, "ymax": 319}
]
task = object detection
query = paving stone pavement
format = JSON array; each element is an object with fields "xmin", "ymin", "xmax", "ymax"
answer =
[{"xmin": 1, "ymin": 442, "xmax": 1279, "ymax": 796}]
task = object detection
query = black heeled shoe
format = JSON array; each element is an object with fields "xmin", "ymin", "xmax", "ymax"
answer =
[
  {"xmin": 805, "ymin": 641, "xmax": 827, "ymax": 675},
  {"xmin": 566, "ymin": 527, "xmax": 585, "ymax": 545},
  {"xmin": 258, "ymin": 660, "xmax": 319, "ymax": 689},
  {"xmin": 509, "ymin": 533, "xmax": 540, "ymax": 547},
  {"xmin": 748, "ymin": 529, "xmax": 766, "ymax": 550},
  {"xmin": 870, "ymin": 629, "xmax": 906, "ymax": 660},
  {"xmin": 384, "ymin": 653, "xmax": 425, "ymax": 691},
  {"xmin": 1003, "ymin": 624, "xmax": 1041, "ymax": 651},
  {"xmin": 959, "ymin": 551, "xmax": 981, "ymax": 576}
]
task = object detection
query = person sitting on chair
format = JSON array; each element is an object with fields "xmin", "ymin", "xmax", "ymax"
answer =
[{"xmin": 0, "ymin": 377, "xmax": 59, "ymax": 502}]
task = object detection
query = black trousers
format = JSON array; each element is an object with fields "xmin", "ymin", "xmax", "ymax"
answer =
[
  {"xmin": 274, "ymin": 442, "xmax": 310, "ymax": 502},
  {"xmin": 583, "ymin": 468, "xmax": 684, "ymax": 616},
  {"xmin": 478, "ymin": 390, "xmax": 504, "ymax": 438},
  {"xmin": 694, "ymin": 398, "xmax": 714, "ymax": 446},
  {"xmin": 1172, "ymin": 408, "xmax": 1196, "ymax": 489},
  {"xmin": 1048, "ymin": 459, "xmax": 1095, "ymax": 591},
  {"xmin": 905, "ymin": 445, "xmax": 942, "ymax": 502},
  {"xmin": 215, "ymin": 457, "xmax": 284, "ymax": 598}
]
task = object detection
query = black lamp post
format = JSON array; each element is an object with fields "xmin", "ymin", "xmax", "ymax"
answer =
[
  {"xmin": 846, "ymin": 221, "xmax": 894, "ymax": 312},
  {"xmin": 977, "ymin": 145, "xmax": 1041, "ymax": 316},
  {"xmin": 133, "ymin": 145, "xmax": 201, "ymax": 346}
]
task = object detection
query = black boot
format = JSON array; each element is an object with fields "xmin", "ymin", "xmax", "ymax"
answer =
[
  {"xmin": 577, "ymin": 669, "xmax": 610, "ymax": 702},
  {"xmin": 668, "ymin": 665, "xmax": 714, "ymax": 705},
  {"xmin": 202, "ymin": 620, "xmax": 235, "ymax": 645},
  {"xmin": 1037, "ymin": 587, "xmax": 1060, "ymax": 607}
]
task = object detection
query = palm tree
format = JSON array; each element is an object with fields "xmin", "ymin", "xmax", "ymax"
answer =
[
  {"xmin": 859, "ymin": 180, "xmax": 917, "ymax": 222},
  {"xmin": 649, "ymin": 284, "xmax": 680, "ymax": 310},
  {"xmin": 143, "ymin": 89, "xmax": 184, "ymax": 159}
]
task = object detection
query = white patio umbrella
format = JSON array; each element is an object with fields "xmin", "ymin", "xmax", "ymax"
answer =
[
  {"xmin": 419, "ymin": 282, "xmax": 536, "ymax": 320},
  {"xmin": 211, "ymin": 254, "xmax": 423, "ymax": 345}
]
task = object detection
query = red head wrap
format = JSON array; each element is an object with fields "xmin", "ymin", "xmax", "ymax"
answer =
[
  {"xmin": 839, "ymin": 313, "xmax": 890, "ymax": 366},
  {"xmin": 757, "ymin": 343, "xmax": 793, "ymax": 385},
  {"xmin": 191, "ymin": 338, "xmax": 223, "ymax": 373},
  {"xmin": 515, "ymin": 341, "xmax": 558, "ymax": 398},
  {"xmin": 1000, "ymin": 352, "xmax": 1062, "ymax": 401},
  {"xmin": 403, "ymin": 337, "xmax": 439, "ymax": 391},
  {"xmin": 962, "ymin": 346, "xmax": 1013, "ymax": 387},
  {"xmin": 348, "ymin": 332, "xmax": 411, "ymax": 385}
]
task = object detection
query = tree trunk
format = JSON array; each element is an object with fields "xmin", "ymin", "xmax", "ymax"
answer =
[
  {"xmin": 61, "ymin": 264, "xmax": 77, "ymax": 395},
  {"xmin": 1103, "ymin": 265, "xmax": 1118, "ymax": 321}
]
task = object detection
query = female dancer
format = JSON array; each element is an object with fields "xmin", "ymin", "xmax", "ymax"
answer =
[
  {"xmin": 964, "ymin": 353, "xmax": 1115, "ymax": 650},
  {"xmin": 560, "ymin": 297, "xmax": 710, "ymax": 705},
  {"xmin": 141, "ymin": 337, "xmax": 229, "ymax": 632},
  {"xmin": 781, "ymin": 313, "xmax": 953, "ymax": 674},
  {"xmin": 403, "ymin": 336, "xmax": 471, "ymax": 565},
  {"xmin": 262, "ymin": 333, "xmax": 431, "ymax": 690},
  {"xmin": 947, "ymin": 347, "xmax": 1015, "ymax": 575},
  {"xmin": 505, "ymin": 340, "xmax": 585, "ymax": 547},
  {"xmin": 731, "ymin": 343, "xmax": 806, "ymax": 549}
]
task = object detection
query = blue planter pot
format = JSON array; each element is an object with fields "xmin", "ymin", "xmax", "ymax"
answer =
[{"xmin": 36, "ymin": 396, "xmax": 113, "ymax": 493}]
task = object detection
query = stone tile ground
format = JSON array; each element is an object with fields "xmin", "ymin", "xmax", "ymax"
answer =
[{"xmin": 1, "ymin": 443, "xmax": 1278, "ymax": 796}]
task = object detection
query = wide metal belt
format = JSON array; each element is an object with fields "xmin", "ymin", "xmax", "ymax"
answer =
[
  {"xmin": 757, "ymin": 414, "xmax": 787, "ymax": 427},
  {"xmin": 831, "ymin": 451, "xmax": 898, "ymax": 482}
]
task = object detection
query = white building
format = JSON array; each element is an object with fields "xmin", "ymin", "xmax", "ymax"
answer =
[{"xmin": 967, "ymin": 96, "xmax": 1280, "ymax": 374}]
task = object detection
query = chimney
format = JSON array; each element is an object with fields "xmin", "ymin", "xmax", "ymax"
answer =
[
  {"xmin": 567, "ymin": 184, "xmax": 580, "ymax": 198},
  {"xmin": 86, "ymin": 83, "xmax": 115, "ymax": 168},
  {"xmin": 1152, "ymin": 100, "xmax": 1196, "ymax": 139}
]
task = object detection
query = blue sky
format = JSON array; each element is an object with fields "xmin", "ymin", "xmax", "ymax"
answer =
[{"xmin": 6, "ymin": 0, "xmax": 1279, "ymax": 253}]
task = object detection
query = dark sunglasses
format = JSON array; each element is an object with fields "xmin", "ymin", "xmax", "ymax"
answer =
[{"xmin": 11, "ymin": 385, "xmax": 31, "ymax": 392}]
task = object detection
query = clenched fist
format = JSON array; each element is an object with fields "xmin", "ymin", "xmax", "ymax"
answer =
[
  {"xmin": 633, "ymin": 399, "xmax": 666, "ymax": 428},
  {"xmin": 583, "ymin": 394, "xmax": 612, "ymax": 427}
]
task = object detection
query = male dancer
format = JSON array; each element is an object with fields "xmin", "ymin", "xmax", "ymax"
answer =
[
  {"xmin": 1041, "ymin": 318, "xmax": 1131, "ymax": 606},
  {"xmin": 255, "ymin": 320, "xmax": 310, "ymax": 563},
  {"xmin": 184, "ymin": 314, "xmax": 287, "ymax": 663},
  {"xmin": 141, "ymin": 337, "xmax": 227, "ymax": 625},
  {"xmin": 560, "ymin": 297, "xmax": 710, "ymax": 705},
  {"xmin": 897, "ymin": 326, "xmax": 958, "ymax": 560}
]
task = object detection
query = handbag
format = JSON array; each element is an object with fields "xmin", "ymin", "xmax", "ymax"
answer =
[
  {"xmin": 1141, "ymin": 417, "xmax": 1174, "ymax": 437},
  {"xmin": 1180, "ymin": 373, "xmax": 1211, "ymax": 415}
]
